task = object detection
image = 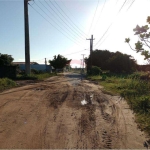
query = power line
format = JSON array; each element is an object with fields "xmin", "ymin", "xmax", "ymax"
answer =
[
  {"xmin": 29, "ymin": 3, "xmax": 84, "ymax": 47},
  {"xmin": 92, "ymin": 0, "xmax": 107, "ymax": 34},
  {"xmin": 96, "ymin": 33, "xmax": 110, "ymax": 49},
  {"xmin": 35, "ymin": 1, "xmax": 84, "ymax": 44},
  {"xmin": 116, "ymin": 0, "xmax": 119, "ymax": 5},
  {"xmin": 117, "ymin": 0, "xmax": 128, "ymax": 14},
  {"xmin": 126, "ymin": 0, "xmax": 135, "ymax": 11},
  {"xmin": 94, "ymin": 23, "xmax": 112, "ymax": 47},
  {"xmin": 60, "ymin": 0, "xmax": 86, "ymax": 32},
  {"xmin": 94, "ymin": 0, "xmax": 129, "ymax": 48},
  {"xmin": 64, "ymin": 49, "xmax": 89, "ymax": 57},
  {"xmin": 32, "ymin": 49, "xmax": 89, "ymax": 62},
  {"xmin": 38, "ymin": 0, "xmax": 85, "ymax": 41},
  {"xmin": 31, "ymin": 2, "xmax": 84, "ymax": 47},
  {"xmin": 88, "ymin": 0, "xmax": 100, "ymax": 36},
  {"xmin": 51, "ymin": 0, "xmax": 88, "ymax": 38}
]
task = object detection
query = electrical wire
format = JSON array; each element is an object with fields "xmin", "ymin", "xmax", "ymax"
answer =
[
  {"xmin": 64, "ymin": 49, "xmax": 89, "ymax": 57},
  {"xmin": 116, "ymin": 0, "xmax": 119, "ymax": 5},
  {"xmin": 32, "ymin": 49, "xmax": 89, "ymax": 62},
  {"xmin": 94, "ymin": 0, "xmax": 129, "ymax": 48},
  {"xmin": 94, "ymin": 23, "xmax": 113, "ymax": 47},
  {"xmin": 36, "ymin": 1, "xmax": 84, "ymax": 44},
  {"xmin": 51, "ymin": 0, "xmax": 87, "ymax": 38},
  {"xmin": 29, "ymin": 4, "xmax": 84, "ymax": 48},
  {"xmin": 117, "ymin": 0, "xmax": 128, "ymax": 14},
  {"xmin": 31, "ymin": 2, "xmax": 84, "ymax": 47},
  {"xmin": 29, "ymin": 0, "xmax": 35, "ymax": 6},
  {"xmin": 88, "ymin": 0, "xmax": 100, "ymax": 36},
  {"xmin": 96, "ymin": 33, "xmax": 110, "ymax": 49},
  {"xmin": 92, "ymin": 0, "xmax": 107, "ymax": 34},
  {"xmin": 39, "ymin": 0, "xmax": 85, "ymax": 41},
  {"xmin": 60, "ymin": 0, "xmax": 86, "ymax": 32},
  {"xmin": 126, "ymin": 0, "xmax": 135, "ymax": 11}
]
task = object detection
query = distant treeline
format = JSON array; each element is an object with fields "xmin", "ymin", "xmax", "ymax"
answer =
[{"xmin": 85, "ymin": 50, "xmax": 137, "ymax": 73}]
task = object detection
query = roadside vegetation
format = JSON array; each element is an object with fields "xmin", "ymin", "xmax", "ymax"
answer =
[
  {"xmin": 0, "ymin": 69, "xmax": 57, "ymax": 92},
  {"xmin": 87, "ymin": 71, "xmax": 150, "ymax": 135},
  {"xmin": 85, "ymin": 16, "xmax": 150, "ymax": 135},
  {"xmin": 0, "ymin": 78, "xmax": 16, "ymax": 91},
  {"xmin": 16, "ymin": 68, "xmax": 57, "ymax": 80},
  {"xmin": 16, "ymin": 72, "xmax": 57, "ymax": 80}
]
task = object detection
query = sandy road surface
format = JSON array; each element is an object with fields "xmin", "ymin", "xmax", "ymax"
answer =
[{"xmin": 0, "ymin": 73, "xmax": 149, "ymax": 149}]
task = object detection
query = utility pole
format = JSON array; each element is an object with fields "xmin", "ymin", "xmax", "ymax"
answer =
[
  {"xmin": 81, "ymin": 54, "xmax": 85, "ymax": 72},
  {"xmin": 80, "ymin": 59, "xmax": 82, "ymax": 69},
  {"xmin": 81, "ymin": 54, "xmax": 85, "ymax": 69},
  {"xmin": 24, "ymin": 0, "xmax": 31, "ymax": 74},
  {"xmin": 86, "ymin": 35, "xmax": 95, "ymax": 68},
  {"xmin": 45, "ymin": 58, "xmax": 47, "ymax": 65},
  {"xmin": 86, "ymin": 35, "xmax": 95, "ymax": 55}
]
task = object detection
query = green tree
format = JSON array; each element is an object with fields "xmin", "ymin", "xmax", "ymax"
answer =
[
  {"xmin": 125, "ymin": 16, "xmax": 150, "ymax": 63},
  {"xmin": 49, "ymin": 54, "xmax": 71, "ymax": 69},
  {"xmin": 107, "ymin": 51, "xmax": 137, "ymax": 73},
  {"xmin": 85, "ymin": 50, "xmax": 113, "ymax": 70},
  {"xmin": 0, "ymin": 53, "xmax": 14, "ymax": 66},
  {"xmin": 87, "ymin": 66, "xmax": 102, "ymax": 75},
  {"xmin": 85, "ymin": 50, "xmax": 137, "ymax": 73}
]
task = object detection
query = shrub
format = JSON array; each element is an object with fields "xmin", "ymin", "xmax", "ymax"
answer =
[
  {"xmin": 128, "ymin": 72, "xmax": 141, "ymax": 79},
  {"xmin": 31, "ymin": 69, "xmax": 39, "ymax": 74},
  {"xmin": 88, "ymin": 66, "xmax": 102, "ymax": 75},
  {"xmin": 0, "ymin": 78, "xmax": 16, "ymax": 91},
  {"xmin": 101, "ymin": 74, "xmax": 107, "ymax": 81}
]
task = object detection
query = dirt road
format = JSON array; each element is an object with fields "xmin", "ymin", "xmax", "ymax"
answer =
[{"xmin": 0, "ymin": 73, "xmax": 148, "ymax": 149}]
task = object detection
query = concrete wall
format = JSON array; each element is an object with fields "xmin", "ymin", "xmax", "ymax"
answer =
[
  {"xmin": 0, "ymin": 66, "xmax": 16, "ymax": 78},
  {"xmin": 137, "ymin": 65, "xmax": 150, "ymax": 71},
  {"xmin": 19, "ymin": 64, "xmax": 52, "ymax": 72}
]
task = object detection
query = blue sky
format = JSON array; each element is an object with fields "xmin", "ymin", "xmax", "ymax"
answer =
[{"xmin": 0, "ymin": 0, "xmax": 150, "ymax": 67}]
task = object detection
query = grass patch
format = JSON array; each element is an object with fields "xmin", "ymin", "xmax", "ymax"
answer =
[
  {"xmin": 0, "ymin": 78, "xmax": 16, "ymax": 91},
  {"xmin": 0, "ymin": 73, "xmax": 57, "ymax": 92},
  {"xmin": 16, "ymin": 72, "xmax": 57, "ymax": 80},
  {"xmin": 87, "ymin": 72, "xmax": 150, "ymax": 134}
]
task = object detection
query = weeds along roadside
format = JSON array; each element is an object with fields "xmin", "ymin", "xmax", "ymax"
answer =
[
  {"xmin": 16, "ymin": 72, "xmax": 57, "ymax": 80},
  {"xmin": 0, "ymin": 78, "xmax": 16, "ymax": 91},
  {"xmin": 0, "ymin": 72, "xmax": 57, "ymax": 92},
  {"xmin": 87, "ymin": 72, "xmax": 150, "ymax": 135}
]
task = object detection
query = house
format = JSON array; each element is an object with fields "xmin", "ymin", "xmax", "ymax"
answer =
[
  {"xmin": 13, "ymin": 62, "xmax": 53, "ymax": 72},
  {"xmin": 137, "ymin": 65, "xmax": 150, "ymax": 71}
]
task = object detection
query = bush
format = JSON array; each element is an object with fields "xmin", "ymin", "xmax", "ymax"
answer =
[
  {"xmin": 31, "ymin": 69, "xmax": 39, "ymax": 74},
  {"xmin": 88, "ymin": 66, "xmax": 102, "ymax": 75},
  {"xmin": 0, "ymin": 78, "xmax": 16, "ymax": 91},
  {"xmin": 128, "ymin": 72, "xmax": 141, "ymax": 79}
]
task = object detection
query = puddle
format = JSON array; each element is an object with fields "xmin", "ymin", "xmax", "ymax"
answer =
[
  {"xmin": 34, "ymin": 88, "xmax": 45, "ymax": 91},
  {"xmin": 81, "ymin": 99, "xmax": 88, "ymax": 105},
  {"xmin": 90, "ymin": 94, "xmax": 94, "ymax": 104}
]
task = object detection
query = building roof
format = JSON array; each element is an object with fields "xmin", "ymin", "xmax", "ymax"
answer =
[{"xmin": 13, "ymin": 62, "xmax": 39, "ymax": 65}]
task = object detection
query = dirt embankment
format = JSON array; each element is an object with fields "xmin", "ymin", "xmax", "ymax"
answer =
[{"xmin": 0, "ymin": 74, "xmax": 149, "ymax": 149}]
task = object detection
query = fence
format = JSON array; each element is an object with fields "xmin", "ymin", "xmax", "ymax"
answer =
[{"xmin": 0, "ymin": 66, "xmax": 17, "ymax": 78}]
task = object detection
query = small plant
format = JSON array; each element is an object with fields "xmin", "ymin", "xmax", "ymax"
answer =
[
  {"xmin": 128, "ymin": 72, "xmax": 141, "ymax": 79},
  {"xmin": 31, "ymin": 69, "xmax": 39, "ymax": 74},
  {"xmin": 101, "ymin": 74, "xmax": 107, "ymax": 81},
  {"xmin": 16, "ymin": 72, "xmax": 57, "ymax": 80},
  {"xmin": 88, "ymin": 66, "xmax": 102, "ymax": 76},
  {"xmin": 87, "ymin": 71, "xmax": 150, "ymax": 135},
  {"xmin": 0, "ymin": 78, "xmax": 16, "ymax": 91}
]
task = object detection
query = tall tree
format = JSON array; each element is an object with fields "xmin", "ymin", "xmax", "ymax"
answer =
[
  {"xmin": 125, "ymin": 16, "xmax": 150, "ymax": 63},
  {"xmin": 85, "ymin": 50, "xmax": 137, "ymax": 73},
  {"xmin": 49, "ymin": 54, "xmax": 71, "ymax": 69},
  {"xmin": 0, "ymin": 53, "xmax": 14, "ymax": 66}
]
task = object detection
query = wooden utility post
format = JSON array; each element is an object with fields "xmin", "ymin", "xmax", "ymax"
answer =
[
  {"xmin": 86, "ymin": 35, "xmax": 95, "ymax": 55},
  {"xmin": 24, "ymin": 0, "xmax": 31, "ymax": 74},
  {"xmin": 81, "ymin": 54, "xmax": 85, "ymax": 69},
  {"xmin": 86, "ymin": 35, "xmax": 95, "ymax": 68}
]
